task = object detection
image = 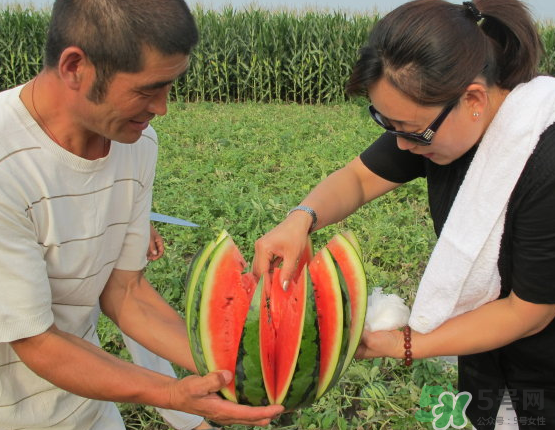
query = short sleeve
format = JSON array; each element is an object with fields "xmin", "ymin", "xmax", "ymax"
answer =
[
  {"xmin": 0, "ymin": 180, "xmax": 54, "ymax": 342},
  {"xmin": 114, "ymin": 127, "xmax": 158, "ymax": 271},
  {"xmin": 359, "ymin": 132, "xmax": 426, "ymax": 183},
  {"xmin": 506, "ymin": 123, "xmax": 555, "ymax": 304}
]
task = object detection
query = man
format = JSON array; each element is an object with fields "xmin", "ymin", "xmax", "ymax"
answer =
[{"xmin": 0, "ymin": 1, "xmax": 282, "ymax": 429}]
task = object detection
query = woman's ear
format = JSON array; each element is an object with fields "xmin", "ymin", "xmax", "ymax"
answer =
[
  {"xmin": 462, "ymin": 82, "xmax": 489, "ymax": 121},
  {"xmin": 57, "ymin": 47, "xmax": 92, "ymax": 91}
]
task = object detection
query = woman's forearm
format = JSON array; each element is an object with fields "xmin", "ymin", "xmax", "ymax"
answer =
[{"xmin": 299, "ymin": 157, "xmax": 399, "ymax": 231}]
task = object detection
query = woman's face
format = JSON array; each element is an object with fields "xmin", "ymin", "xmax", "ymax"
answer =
[{"xmin": 368, "ymin": 77, "xmax": 484, "ymax": 165}]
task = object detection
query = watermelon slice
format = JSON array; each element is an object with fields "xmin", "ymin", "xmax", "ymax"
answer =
[
  {"xmin": 273, "ymin": 266, "xmax": 319, "ymax": 409},
  {"xmin": 198, "ymin": 236, "xmax": 257, "ymax": 402},
  {"xmin": 326, "ymin": 232, "xmax": 367, "ymax": 377},
  {"xmin": 235, "ymin": 275, "xmax": 269, "ymax": 406},
  {"xmin": 238, "ymin": 267, "xmax": 319, "ymax": 410},
  {"xmin": 309, "ymin": 247, "xmax": 351, "ymax": 399},
  {"xmin": 184, "ymin": 229, "xmax": 229, "ymax": 368}
]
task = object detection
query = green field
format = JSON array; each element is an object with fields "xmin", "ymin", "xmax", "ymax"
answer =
[{"xmin": 94, "ymin": 101, "xmax": 465, "ymax": 430}]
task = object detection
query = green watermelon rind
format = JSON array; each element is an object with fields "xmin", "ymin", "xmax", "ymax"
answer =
[
  {"xmin": 280, "ymin": 266, "xmax": 320, "ymax": 410},
  {"xmin": 184, "ymin": 230, "xmax": 229, "ymax": 340},
  {"xmin": 235, "ymin": 275, "xmax": 269, "ymax": 406},
  {"xmin": 330, "ymin": 233, "xmax": 368, "ymax": 377},
  {"xmin": 184, "ymin": 231, "xmax": 230, "ymax": 377},
  {"xmin": 340, "ymin": 230, "xmax": 363, "ymax": 261},
  {"xmin": 184, "ymin": 243, "xmax": 214, "ymax": 376}
]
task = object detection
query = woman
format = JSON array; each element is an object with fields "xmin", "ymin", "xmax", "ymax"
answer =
[{"xmin": 252, "ymin": 1, "xmax": 555, "ymax": 428}]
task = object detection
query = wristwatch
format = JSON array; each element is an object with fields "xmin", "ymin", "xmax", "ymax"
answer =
[{"xmin": 287, "ymin": 205, "xmax": 318, "ymax": 233}]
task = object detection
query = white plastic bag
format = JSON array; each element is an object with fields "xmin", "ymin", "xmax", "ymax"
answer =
[{"xmin": 364, "ymin": 287, "xmax": 410, "ymax": 332}]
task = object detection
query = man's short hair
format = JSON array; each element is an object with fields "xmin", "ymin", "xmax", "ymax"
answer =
[{"xmin": 45, "ymin": 0, "xmax": 199, "ymax": 102}]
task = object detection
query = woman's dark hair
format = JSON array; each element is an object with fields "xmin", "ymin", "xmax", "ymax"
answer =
[
  {"xmin": 44, "ymin": 0, "xmax": 199, "ymax": 103},
  {"xmin": 346, "ymin": 0, "xmax": 543, "ymax": 106}
]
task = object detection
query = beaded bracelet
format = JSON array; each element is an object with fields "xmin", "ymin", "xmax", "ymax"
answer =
[{"xmin": 403, "ymin": 325, "xmax": 413, "ymax": 366}]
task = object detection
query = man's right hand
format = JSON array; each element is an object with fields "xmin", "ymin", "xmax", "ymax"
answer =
[{"xmin": 169, "ymin": 370, "xmax": 284, "ymax": 426}]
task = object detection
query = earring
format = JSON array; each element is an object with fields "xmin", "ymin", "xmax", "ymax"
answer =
[{"xmin": 473, "ymin": 112, "xmax": 480, "ymax": 118}]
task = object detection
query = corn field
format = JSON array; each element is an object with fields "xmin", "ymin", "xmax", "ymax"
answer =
[{"xmin": 1, "ymin": 5, "xmax": 554, "ymax": 104}]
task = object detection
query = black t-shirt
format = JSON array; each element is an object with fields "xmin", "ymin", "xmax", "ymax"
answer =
[
  {"xmin": 360, "ymin": 126, "xmax": 555, "ymax": 427},
  {"xmin": 360, "ymin": 126, "xmax": 555, "ymax": 303}
]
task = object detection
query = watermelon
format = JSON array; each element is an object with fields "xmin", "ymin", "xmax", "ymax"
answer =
[
  {"xmin": 326, "ymin": 232, "xmax": 367, "ymax": 377},
  {"xmin": 196, "ymin": 235, "xmax": 257, "ymax": 401},
  {"xmin": 184, "ymin": 230, "xmax": 367, "ymax": 410},
  {"xmin": 309, "ymin": 247, "xmax": 351, "ymax": 398}
]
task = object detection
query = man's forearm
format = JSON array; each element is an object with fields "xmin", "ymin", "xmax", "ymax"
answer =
[
  {"xmin": 11, "ymin": 325, "xmax": 174, "ymax": 407},
  {"xmin": 100, "ymin": 269, "xmax": 196, "ymax": 372}
]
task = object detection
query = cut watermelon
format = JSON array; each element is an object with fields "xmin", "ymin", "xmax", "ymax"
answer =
[
  {"xmin": 273, "ymin": 266, "xmax": 319, "ymax": 408},
  {"xmin": 339, "ymin": 230, "xmax": 363, "ymax": 261},
  {"xmin": 326, "ymin": 232, "xmax": 367, "ymax": 377},
  {"xmin": 198, "ymin": 236, "xmax": 256, "ymax": 402},
  {"xmin": 235, "ymin": 275, "xmax": 269, "ymax": 406},
  {"xmin": 184, "ymin": 230, "xmax": 230, "ymax": 375},
  {"xmin": 240, "ymin": 267, "xmax": 319, "ymax": 410},
  {"xmin": 309, "ymin": 247, "xmax": 351, "ymax": 399},
  {"xmin": 185, "ymin": 230, "xmax": 366, "ymax": 410}
]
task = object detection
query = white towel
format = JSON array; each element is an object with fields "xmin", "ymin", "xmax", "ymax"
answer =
[{"xmin": 409, "ymin": 76, "xmax": 555, "ymax": 334}]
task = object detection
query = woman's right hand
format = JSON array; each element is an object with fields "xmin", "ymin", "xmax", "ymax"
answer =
[{"xmin": 253, "ymin": 210, "xmax": 314, "ymax": 288}]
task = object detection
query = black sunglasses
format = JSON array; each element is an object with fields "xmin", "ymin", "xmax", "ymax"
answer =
[{"xmin": 368, "ymin": 103, "xmax": 455, "ymax": 146}]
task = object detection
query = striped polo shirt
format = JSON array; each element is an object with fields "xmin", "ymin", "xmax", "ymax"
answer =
[{"xmin": 0, "ymin": 85, "xmax": 157, "ymax": 429}]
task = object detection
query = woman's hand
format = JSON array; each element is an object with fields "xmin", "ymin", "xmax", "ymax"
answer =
[
  {"xmin": 253, "ymin": 211, "xmax": 313, "ymax": 287},
  {"xmin": 355, "ymin": 329, "xmax": 405, "ymax": 360}
]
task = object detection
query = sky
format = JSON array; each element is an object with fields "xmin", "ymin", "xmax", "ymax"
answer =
[{"xmin": 4, "ymin": 0, "xmax": 555, "ymax": 21}]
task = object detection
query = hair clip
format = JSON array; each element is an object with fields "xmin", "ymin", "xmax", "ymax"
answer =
[{"xmin": 463, "ymin": 1, "xmax": 482, "ymax": 22}]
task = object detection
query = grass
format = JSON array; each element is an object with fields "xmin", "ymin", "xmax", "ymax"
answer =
[{"xmin": 97, "ymin": 101, "xmax": 467, "ymax": 429}]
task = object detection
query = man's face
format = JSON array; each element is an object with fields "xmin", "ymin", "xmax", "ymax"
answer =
[{"xmin": 79, "ymin": 48, "xmax": 190, "ymax": 143}]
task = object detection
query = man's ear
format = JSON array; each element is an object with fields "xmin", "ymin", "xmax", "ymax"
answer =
[{"xmin": 57, "ymin": 46, "xmax": 92, "ymax": 91}]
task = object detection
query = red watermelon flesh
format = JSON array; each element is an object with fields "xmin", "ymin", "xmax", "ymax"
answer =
[
  {"xmin": 200, "ymin": 236, "xmax": 258, "ymax": 401},
  {"xmin": 260, "ymin": 273, "xmax": 277, "ymax": 403},
  {"xmin": 273, "ymin": 267, "xmax": 308, "ymax": 404},
  {"xmin": 308, "ymin": 247, "xmax": 345, "ymax": 398},
  {"xmin": 261, "ymin": 268, "xmax": 306, "ymax": 403},
  {"xmin": 269, "ymin": 270, "xmax": 287, "ymax": 332}
]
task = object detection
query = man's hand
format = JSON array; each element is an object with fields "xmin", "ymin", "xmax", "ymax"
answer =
[
  {"xmin": 147, "ymin": 224, "xmax": 165, "ymax": 261},
  {"xmin": 169, "ymin": 370, "xmax": 284, "ymax": 426}
]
